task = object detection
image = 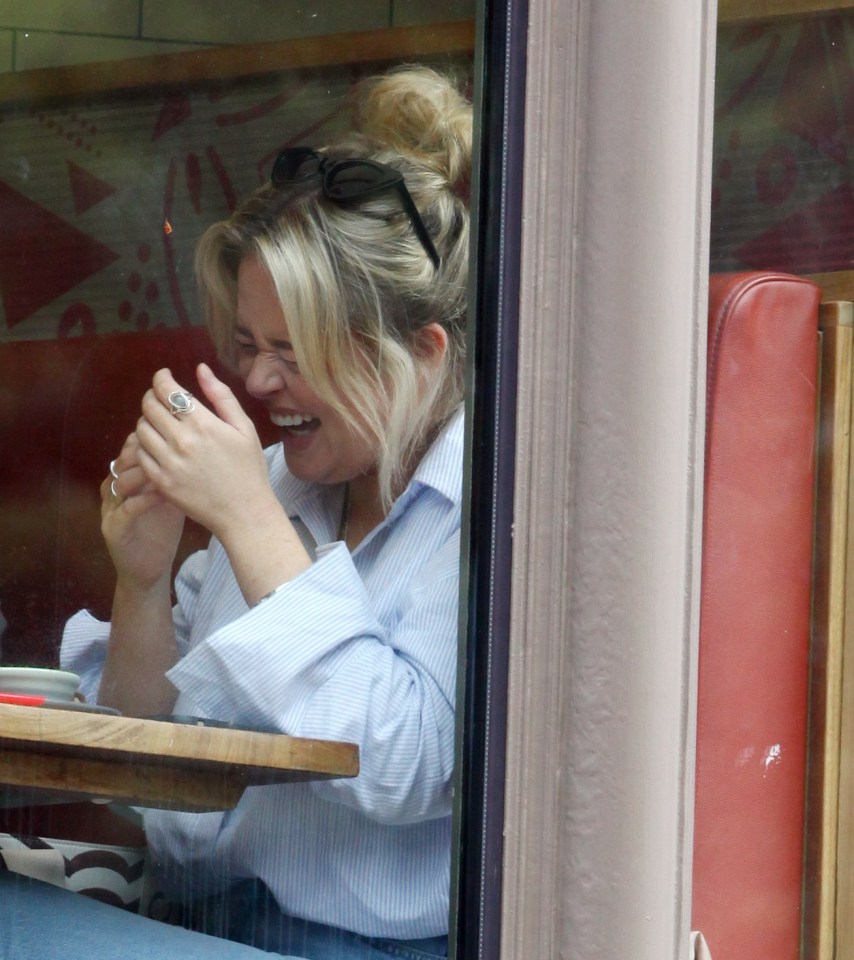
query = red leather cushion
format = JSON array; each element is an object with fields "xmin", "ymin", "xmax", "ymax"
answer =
[{"xmin": 692, "ymin": 273, "xmax": 820, "ymax": 959}]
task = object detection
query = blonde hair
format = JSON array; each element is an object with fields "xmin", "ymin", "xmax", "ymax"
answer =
[{"xmin": 196, "ymin": 65, "xmax": 471, "ymax": 509}]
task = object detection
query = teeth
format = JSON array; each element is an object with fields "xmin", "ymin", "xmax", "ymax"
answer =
[{"xmin": 271, "ymin": 413, "xmax": 317, "ymax": 428}]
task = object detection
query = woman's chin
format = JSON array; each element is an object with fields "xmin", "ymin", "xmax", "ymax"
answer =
[{"xmin": 280, "ymin": 426, "xmax": 318, "ymax": 456}]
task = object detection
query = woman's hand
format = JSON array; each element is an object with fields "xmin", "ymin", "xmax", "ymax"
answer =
[
  {"xmin": 134, "ymin": 363, "xmax": 311, "ymax": 605},
  {"xmin": 101, "ymin": 432, "xmax": 186, "ymax": 591},
  {"xmin": 134, "ymin": 364, "xmax": 280, "ymax": 543}
]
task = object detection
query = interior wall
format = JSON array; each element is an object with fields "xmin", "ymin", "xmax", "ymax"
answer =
[{"xmin": 0, "ymin": 0, "xmax": 473, "ymax": 72}]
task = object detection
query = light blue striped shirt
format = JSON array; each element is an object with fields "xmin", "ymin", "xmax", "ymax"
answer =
[{"xmin": 61, "ymin": 407, "xmax": 463, "ymax": 940}]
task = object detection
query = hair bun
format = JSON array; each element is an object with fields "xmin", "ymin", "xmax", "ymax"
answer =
[{"xmin": 355, "ymin": 65, "xmax": 472, "ymax": 196}]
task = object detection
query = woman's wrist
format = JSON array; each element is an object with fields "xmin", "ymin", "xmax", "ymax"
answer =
[
  {"xmin": 111, "ymin": 564, "xmax": 173, "ymax": 604},
  {"xmin": 218, "ymin": 508, "xmax": 312, "ymax": 608},
  {"xmin": 209, "ymin": 486, "xmax": 285, "ymax": 545}
]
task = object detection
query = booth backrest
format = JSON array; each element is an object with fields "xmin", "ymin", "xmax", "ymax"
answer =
[
  {"xmin": 0, "ymin": 327, "xmax": 275, "ymax": 668},
  {"xmin": 692, "ymin": 272, "xmax": 821, "ymax": 959}
]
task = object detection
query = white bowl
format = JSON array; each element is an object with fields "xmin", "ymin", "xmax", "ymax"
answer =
[{"xmin": 0, "ymin": 667, "xmax": 80, "ymax": 701}]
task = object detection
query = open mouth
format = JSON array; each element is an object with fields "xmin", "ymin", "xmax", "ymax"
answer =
[{"xmin": 271, "ymin": 412, "xmax": 319, "ymax": 435}]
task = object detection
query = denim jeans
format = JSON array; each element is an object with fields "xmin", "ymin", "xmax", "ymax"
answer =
[
  {"xmin": 0, "ymin": 872, "xmax": 447, "ymax": 960},
  {"xmin": 0, "ymin": 871, "xmax": 278, "ymax": 960},
  {"xmin": 188, "ymin": 880, "xmax": 448, "ymax": 960}
]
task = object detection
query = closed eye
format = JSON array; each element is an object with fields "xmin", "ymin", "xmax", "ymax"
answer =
[
  {"xmin": 235, "ymin": 338, "xmax": 258, "ymax": 358},
  {"xmin": 235, "ymin": 337, "xmax": 299, "ymax": 372}
]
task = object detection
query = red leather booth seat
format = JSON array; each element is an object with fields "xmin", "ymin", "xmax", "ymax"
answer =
[
  {"xmin": 692, "ymin": 273, "xmax": 821, "ymax": 959},
  {"xmin": 0, "ymin": 327, "xmax": 275, "ymax": 670}
]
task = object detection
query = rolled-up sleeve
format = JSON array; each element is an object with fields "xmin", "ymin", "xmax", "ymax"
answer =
[
  {"xmin": 60, "ymin": 549, "xmax": 209, "ymax": 702},
  {"xmin": 60, "ymin": 610, "xmax": 111, "ymax": 703},
  {"xmin": 168, "ymin": 531, "xmax": 459, "ymax": 826}
]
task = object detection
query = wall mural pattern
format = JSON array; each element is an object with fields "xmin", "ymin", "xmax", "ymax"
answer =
[
  {"xmin": 713, "ymin": 13, "xmax": 854, "ymax": 276},
  {"xmin": 0, "ymin": 66, "xmax": 364, "ymax": 342}
]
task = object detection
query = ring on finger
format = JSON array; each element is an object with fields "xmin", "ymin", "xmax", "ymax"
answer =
[
  {"xmin": 168, "ymin": 390, "xmax": 195, "ymax": 416},
  {"xmin": 110, "ymin": 479, "xmax": 121, "ymax": 499},
  {"xmin": 109, "ymin": 459, "xmax": 119, "ymax": 479}
]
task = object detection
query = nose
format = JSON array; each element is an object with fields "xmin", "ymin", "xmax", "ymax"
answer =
[{"xmin": 243, "ymin": 353, "xmax": 286, "ymax": 399}]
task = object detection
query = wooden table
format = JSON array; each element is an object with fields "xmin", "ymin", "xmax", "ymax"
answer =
[{"xmin": 0, "ymin": 703, "xmax": 359, "ymax": 812}]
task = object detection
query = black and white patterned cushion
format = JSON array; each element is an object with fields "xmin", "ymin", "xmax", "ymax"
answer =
[{"xmin": 0, "ymin": 833, "xmax": 147, "ymax": 912}]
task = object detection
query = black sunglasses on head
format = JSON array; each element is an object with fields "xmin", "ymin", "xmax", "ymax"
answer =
[{"xmin": 271, "ymin": 147, "xmax": 441, "ymax": 271}]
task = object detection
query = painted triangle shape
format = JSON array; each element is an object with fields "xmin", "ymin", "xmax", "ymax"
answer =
[
  {"xmin": 0, "ymin": 180, "xmax": 120, "ymax": 328},
  {"xmin": 67, "ymin": 160, "xmax": 116, "ymax": 215}
]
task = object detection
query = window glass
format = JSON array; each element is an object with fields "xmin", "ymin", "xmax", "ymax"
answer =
[
  {"xmin": 701, "ymin": 5, "xmax": 853, "ymax": 958},
  {"xmin": 712, "ymin": 10, "xmax": 854, "ymax": 280},
  {"xmin": 0, "ymin": 3, "xmax": 476, "ymax": 957}
]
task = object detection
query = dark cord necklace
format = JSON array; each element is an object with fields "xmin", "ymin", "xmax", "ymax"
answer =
[{"xmin": 337, "ymin": 482, "xmax": 351, "ymax": 543}]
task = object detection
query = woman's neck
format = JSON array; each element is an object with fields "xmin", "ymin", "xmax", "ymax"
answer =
[
  {"xmin": 343, "ymin": 474, "xmax": 386, "ymax": 550},
  {"xmin": 344, "ymin": 429, "xmax": 438, "ymax": 548}
]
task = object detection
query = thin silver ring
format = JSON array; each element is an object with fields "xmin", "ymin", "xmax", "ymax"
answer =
[
  {"xmin": 109, "ymin": 459, "xmax": 119, "ymax": 479},
  {"xmin": 110, "ymin": 479, "xmax": 120, "ymax": 498},
  {"xmin": 168, "ymin": 390, "xmax": 196, "ymax": 416}
]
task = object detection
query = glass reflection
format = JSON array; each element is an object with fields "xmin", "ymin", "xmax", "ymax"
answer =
[
  {"xmin": 0, "ymin": 5, "xmax": 474, "ymax": 958},
  {"xmin": 704, "ymin": 8, "xmax": 854, "ymax": 959}
]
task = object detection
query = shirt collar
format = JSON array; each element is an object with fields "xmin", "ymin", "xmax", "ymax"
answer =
[{"xmin": 399, "ymin": 405, "xmax": 464, "ymax": 508}]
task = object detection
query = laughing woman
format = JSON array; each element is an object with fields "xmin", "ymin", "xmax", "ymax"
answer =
[{"xmin": 48, "ymin": 65, "xmax": 471, "ymax": 960}]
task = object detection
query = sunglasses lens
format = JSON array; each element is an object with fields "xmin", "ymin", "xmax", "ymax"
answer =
[
  {"xmin": 269, "ymin": 151, "xmax": 439, "ymax": 269},
  {"xmin": 324, "ymin": 160, "xmax": 400, "ymax": 200},
  {"xmin": 271, "ymin": 147, "xmax": 322, "ymax": 185}
]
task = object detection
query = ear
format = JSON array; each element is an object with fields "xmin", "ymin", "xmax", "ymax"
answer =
[{"xmin": 414, "ymin": 322, "xmax": 449, "ymax": 371}]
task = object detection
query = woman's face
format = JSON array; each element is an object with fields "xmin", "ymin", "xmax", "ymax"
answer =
[{"xmin": 234, "ymin": 257, "xmax": 378, "ymax": 486}]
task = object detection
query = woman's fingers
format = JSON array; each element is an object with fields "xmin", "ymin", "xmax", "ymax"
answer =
[
  {"xmin": 104, "ymin": 431, "xmax": 152, "ymax": 501},
  {"xmin": 124, "ymin": 365, "xmax": 267, "ymax": 534},
  {"xmin": 194, "ymin": 363, "xmax": 255, "ymax": 435},
  {"xmin": 114, "ymin": 462, "xmax": 153, "ymax": 499},
  {"xmin": 142, "ymin": 374, "xmax": 193, "ymax": 437},
  {"xmin": 109, "ymin": 431, "xmax": 142, "ymax": 477},
  {"xmin": 142, "ymin": 366, "xmax": 254, "ymax": 441},
  {"xmin": 102, "ymin": 463, "xmax": 159, "ymax": 505}
]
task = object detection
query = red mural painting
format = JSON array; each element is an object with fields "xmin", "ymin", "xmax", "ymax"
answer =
[
  {"xmin": 0, "ymin": 66, "xmax": 360, "ymax": 342},
  {"xmin": 67, "ymin": 161, "xmax": 117, "ymax": 216},
  {"xmin": 713, "ymin": 14, "xmax": 854, "ymax": 274},
  {"xmin": 0, "ymin": 181, "xmax": 120, "ymax": 328}
]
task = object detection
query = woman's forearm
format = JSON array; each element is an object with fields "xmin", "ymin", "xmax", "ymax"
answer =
[
  {"xmin": 98, "ymin": 577, "xmax": 180, "ymax": 716},
  {"xmin": 217, "ymin": 504, "xmax": 312, "ymax": 609}
]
